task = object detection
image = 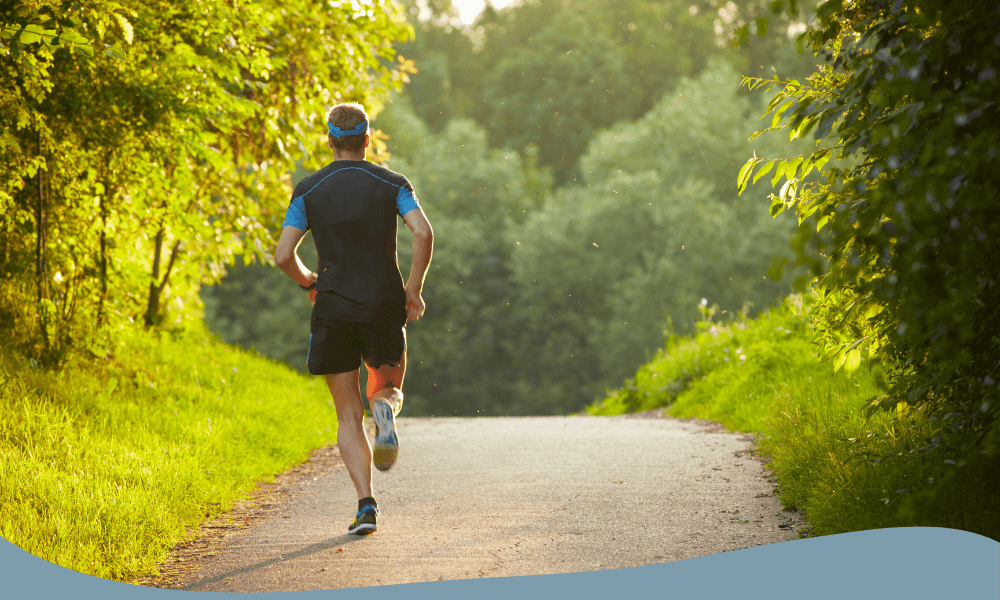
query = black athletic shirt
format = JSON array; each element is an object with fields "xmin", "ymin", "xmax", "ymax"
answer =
[{"xmin": 282, "ymin": 159, "xmax": 421, "ymax": 323}]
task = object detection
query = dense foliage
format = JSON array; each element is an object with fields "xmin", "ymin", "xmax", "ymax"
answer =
[
  {"xmin": 738, "ymin": 1, "xmax": 1000, "ymax": 467},
  {"xmin": 398, "ymin": 0, "xmax": 820, "ymax": 181},
  {"xmin": 1, "ymin": 0, "xmax": 413, "ymax": 360}
]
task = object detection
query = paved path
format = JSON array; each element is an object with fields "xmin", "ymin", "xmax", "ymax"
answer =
[{"xmin": 163, "ymin": 415, "xmax": 805, "ymax": 591}]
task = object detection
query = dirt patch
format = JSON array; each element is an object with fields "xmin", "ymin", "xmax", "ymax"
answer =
[
  {"xmin": 620, "ymin": 411, "xmax": 736, "ymax": 436},
  {"xmin": 131, "ymin": 444, "xmax": 345, "ymax": 588},
  {"xmin": 621, "ymin": 408, "xmax": 669, "ymax": 419},
  {"xmin": 682, "ymin": 417, "xmax": 732, "ymax": 434}
]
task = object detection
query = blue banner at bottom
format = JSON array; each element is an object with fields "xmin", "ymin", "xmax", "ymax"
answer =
[{"xmin": 2, "ymin": 527, "xmax": 997, "ymax": 599}]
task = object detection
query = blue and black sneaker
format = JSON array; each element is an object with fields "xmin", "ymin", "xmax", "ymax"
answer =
[
  {"xmin": 372, "ymin": 398, "xmax": 399, "ymax": 472},
  {"xmin": 348, "ymin": 503, "xmax": 378, "ymax": 535}
]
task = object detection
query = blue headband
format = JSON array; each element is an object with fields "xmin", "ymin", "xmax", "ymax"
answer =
[{"xmin": 328, "ymin": 120, "xmax": 368, "ymax": 138}]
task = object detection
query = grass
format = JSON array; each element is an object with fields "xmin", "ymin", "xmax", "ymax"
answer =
[
  {"xmin": 0, "ymin": 324, "xmax": 337, "ymax": 580},
  {"xmin": 590, "ymin": 294, "xmax": 1000, "ymax": 541}
]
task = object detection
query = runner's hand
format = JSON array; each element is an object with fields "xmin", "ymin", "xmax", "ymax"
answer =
[
  {"xmin": 308, "ymin": 288, "xmax": 317, "ymax": 305},
  {"xmin": 405, "ymin": 290, "xmax": 425, "ymax": 320}
]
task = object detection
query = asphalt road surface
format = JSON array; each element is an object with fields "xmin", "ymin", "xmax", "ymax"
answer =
[{"xmin": 160, "ymin": 415, "xmax": 806, "ymax": 592}]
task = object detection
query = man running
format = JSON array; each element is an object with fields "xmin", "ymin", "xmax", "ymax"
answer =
[{"xmin": 274, "ymin": 102, "xmax": 433, "ymax": 536}]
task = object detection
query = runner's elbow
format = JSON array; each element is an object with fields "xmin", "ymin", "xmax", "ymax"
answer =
[{"xmin": 274, "ymin": 245, "xmax": 293, "ymax": 269}]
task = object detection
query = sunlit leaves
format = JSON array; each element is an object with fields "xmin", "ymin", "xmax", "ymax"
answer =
[
  {"xmin": 0, "ymin": 0, "xmax": 414, "ymax": 353},
  {"xmin": 1, "ymin": 23, "xmax": 95, "ymax": 56},
  {"xmin": 753, "ymin": 160, "xmax": 776, "ymax": 184},
  {"xmin": 18, "ymin": 24, "xmax": 47, "ymax": 45},
  {"xmin": 112, "ymin": 13, "xmax": 132, "ymax": 45},
  {"xmin": 102, "ymin": 44, "xmax": 127, "ymax": 61},
  {"xmin": 737, "ymin": 157, "xmax": 756, "ymax": 192}
]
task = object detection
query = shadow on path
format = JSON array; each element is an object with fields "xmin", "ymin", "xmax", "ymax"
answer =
[{"xmin": 181, "ymin": 534, "xmax": 367, "ymax": 590}]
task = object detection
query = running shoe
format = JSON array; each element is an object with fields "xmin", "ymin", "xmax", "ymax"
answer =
[
  {"xmin": 371, "ymin": 398, "xmax": 399, "ymax": 472},
  {"xmin": 348, "ymin": 505, "xmax": 378, "ymax": 535}
]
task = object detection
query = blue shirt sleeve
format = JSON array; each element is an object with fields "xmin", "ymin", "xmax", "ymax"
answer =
[
  {"xmin": 282, "ymin": 196, "xmax": 308, "ymax": 231},
  {"xmin": 396, "ymin": 187, "xmax": 421, "ymax": 217}
]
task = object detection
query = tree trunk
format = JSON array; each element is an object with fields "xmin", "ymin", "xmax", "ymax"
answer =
[
  {"xmin": 97, "ymin": 191, "xmax": 108, "ymax": 327},
  {"xmin": 35, "ymin": 132, "xmax": 48, "ymax": 349},
  {"xmin": 145, "ymin": 228, "xmax": 182, "ymax": 328},
  {"xmin": 144, "ymin": 228, "xmax": 164, "ymax": 328}
]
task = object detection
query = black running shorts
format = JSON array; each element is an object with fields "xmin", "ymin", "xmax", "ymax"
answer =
[{"xmin": 307, "ymin": 316, "xmax": 406, "ymax": 375}]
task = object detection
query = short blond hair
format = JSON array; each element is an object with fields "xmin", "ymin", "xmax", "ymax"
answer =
[{"xmin": 326, "ymin": 102, "xmax": 370, "ymax": 153}]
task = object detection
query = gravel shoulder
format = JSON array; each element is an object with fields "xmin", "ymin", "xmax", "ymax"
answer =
[{"xmin": 136, "ymin": 414, "xmax": 807, "ymax": 591}]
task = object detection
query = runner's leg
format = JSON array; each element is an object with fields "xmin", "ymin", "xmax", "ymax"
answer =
[
  {"xmin": 325, "ymin": 369, "xmax": 373, "ymax": 500},
  {"xmin": 366, "ymin": 350, "xmax": 405, "ymax": 415},
  {"xmin": 367, "ymin": 351, "xmax": 405, "ymax": 471}
]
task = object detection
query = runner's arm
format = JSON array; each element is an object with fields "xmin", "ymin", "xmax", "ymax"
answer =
[
  {"xmin": 403, "ymin": 209, "xmax": 433, "ymax": 320},
  {"xmin": 275, "ymin": 226, "xmax": 317, "ymax": 288}
]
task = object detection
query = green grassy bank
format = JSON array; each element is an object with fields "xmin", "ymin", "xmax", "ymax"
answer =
[
  {"xmin": 0, "ymin": 325, "xmax": 336, "ymax": 580},
  {"xmin": 590, "ymin": 295, "xmax": 1000, "ymax": 540}
]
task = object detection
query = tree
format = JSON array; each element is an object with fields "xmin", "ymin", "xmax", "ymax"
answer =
[
  {"xmin": 393, "ymin": 0, "xmax": 473, "ymax": 132},
  {"xmin": 479, "ymin": 9, "xmax": 637, "ymax": 183},
  {"xmin": 738, "ymin": 0, "xmax": 1000, "ymax": 462},
  {"xmin": 511, "ymin": 58, "xmax": 804, "ymax": 413},
  {"xmin": 397, "ymin": 0, "xmax": 728, "ymax": 182},
  {"xmin": 1, "ymin": 0, "xmax": 413, "ymax": 361}
]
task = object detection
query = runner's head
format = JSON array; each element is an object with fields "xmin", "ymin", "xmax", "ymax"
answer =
[{"xmin": 326, "ymin": 103, "xmax": 370, "ymax": 154}]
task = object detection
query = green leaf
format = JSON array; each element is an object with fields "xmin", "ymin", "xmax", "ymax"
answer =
[
  {"xmin": 792, "ymin": 115, "xmax": 820, "ymax": 141},
  {"xmin": 843, "ymin": 348, "xmax": 863, "ymax": 376},
  {"xmin": 771, "ymin": 161, "xmax": 787, "ymax": 186},
  {"xmin": 816, "ymin": 0, "xmax": 840, "ymax": 22},
  {"xmin": 103, "ymin": 44, "xmax": 129, "ymax": 61},
  {"xmin": 833, "ymin": 348, "xmax": 849, "ymax": 372},
  {"xmin": 770, "ymin": 196, "xmax": 785, "ymax": 217},
  {"xmin": 58, "ymin": 30, "xmax": 88, "ymax": 46},
  {"xmin": 114, "ymin": 14, "xmax": 134, "ymax": 45},
  {"xmin": 785, "ymin": 156, "xmax": 804, "ymax": 179},
  {"xmin": 772, "ymin": 100, "xmax": 795, "ymax": 128},
  {"xmin": 862, "ymin": 303, "xmax": 882, "ymax": 321},
  {"xmin": 764, "ymin": 92, "xmax": 788, "ymax": 115},
  {"xmin": 821, "ymin": 345, "xmax": 844, "ymax": 363},
  {"xmin": 737, "ymin": 157, "xmax": 756, "ymax": 194},
  {"xmin": 843, "ymin": 336, "xmax": 869, "ymax": 354},
  {"xmin": 798, "ymin": 202, "xmax": 820, "ymax": 224},
  {"xmin": 779, "ymin": 178, "xmax": 797, "ymax": 204},
  {"xmin": 19, "ymin": 24, "xmax": 43, "ymax": 45},
  {"xmin": 814, "ymin": 107, "xmax": 846, "ymax": 139},
  {"xmin": 753, "ymin": 160, "xmax": 776, "ymax": 184},
  {"xmin": 813, "ymin": 150, "xmax": 832, "ymax": 172}
]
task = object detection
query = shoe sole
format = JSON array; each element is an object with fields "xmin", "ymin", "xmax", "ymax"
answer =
[
  {"xmin": 372, "ymin": 399, "xmax": 398, "ymax": 472},
  {"xmin": 348, "ymin": 523, "xmax": 376, "ymax": 535}
]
